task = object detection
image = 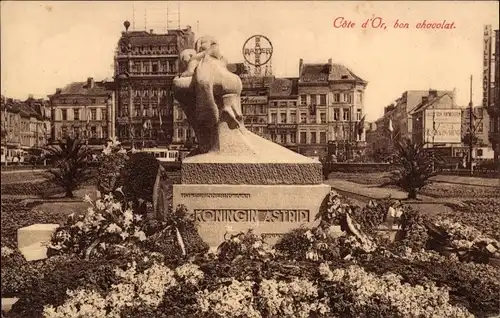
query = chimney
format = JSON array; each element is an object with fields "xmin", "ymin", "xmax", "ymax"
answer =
[
  {"xmin": 56, "ymin": 88, "xmax": 62, "ymax": 94},
  {"xmin": 150, "ymin": 29, "xmax": 154, "ymax": 34},
  {"xmin": 422, "ymin": 96, "xmax": 429, "ymax": 104},
  {"xmin": 299, "ymin": 59, "xmax": 303, "ymax": 73},
  {"xmin": 87, "ymin": 77, "xmax": 94, "ymax": 89},
  {"xmin": 429, "ymin": 89, "xmax": 438, "ymax": 98},
  {"xmin": 28, "ymin": 94, "xmax": 34, "ymax": 99},
  {"xmin": 328, "ymin": 58, "xmax": 332, "ymax": 64}
]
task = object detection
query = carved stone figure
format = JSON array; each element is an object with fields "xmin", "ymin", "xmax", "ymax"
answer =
[{"xmin": 173, "ymin": 35, "xmax": 243, "ymax": 154}]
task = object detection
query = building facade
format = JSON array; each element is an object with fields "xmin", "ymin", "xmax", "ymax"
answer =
[
  {"xmin": 461, "ymin": 106, "xmax": 492, "ymax": 147},
  {"xmin": 1, "ymin": 96, "xmax": 50, "ymax": 155},
  {"xmin": 411, "ymin": 90, "xmax": 461, "ymax": 147},
  {"xmin": 485, "ymin": 27, "xmax": 500, "ymax": 161},
  {"xmin": 267, "ymin": 77, "xmax": 299, "ymax": 151},
  {"xmin": 48, "ymin": 78, "xmax": 114, "ymax": 147},
  {"xmin": 297, "ymin": 59, "xmax": 367, "ymax": 159},
  {"xmin": 113, "ymin": 22, "xmax": 195, "ymax": 148}
]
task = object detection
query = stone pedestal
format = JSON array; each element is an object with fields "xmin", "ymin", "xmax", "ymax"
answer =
[
  {"xmin": 173, "ymin": 184, "xmax": 330, "ymax": 248},
  {"xmin": 18, "ymin": 224, "xmax": 60, "ymax": 261}
]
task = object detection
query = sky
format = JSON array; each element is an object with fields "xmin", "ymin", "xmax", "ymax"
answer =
[{"xmin": 1, "ymin": 1, "xmax": 499, "ymax": 121}]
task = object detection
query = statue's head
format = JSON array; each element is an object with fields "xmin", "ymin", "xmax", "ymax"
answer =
[
  {"xmin": 195, "ymin": 35, "xmax": 222, "ymax": 59},
  {"xmin": 179, "ymin": 49, "xmax": 197, "ymax": 72}
]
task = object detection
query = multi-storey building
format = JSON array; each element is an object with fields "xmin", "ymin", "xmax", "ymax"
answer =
[
  {"xmin": 369, "ymin": 90, "xmax": 455, "ymax": 154},
  {"xmin": 461, "ymin": 106, "xmax": 492, "ymax": 147},
  {"xmin": 113, "ymin": 22, "xmax": 195, "ymax": 148},
  {"xmin": 485, "ymin": 27, "xmax": 500, "ymax": 161},
  {"xmin": 1, "ymin": 96, "xmax": 50, "ymax": 162},
  {"xmin": 267, "ymin": 77, "xmax": 299, "ymax": 151},
  {"xmin": 48, "ymin": 77, "xmax": 114, "ymax": 147},
  {"xmin": 242, "ymin": 75, "xmax": 274, "ymax": 139},
  {"xmin": 297, "ymin": 59, "xmax": 367, "ymax": 159},
  {"xmin": 411, "ymin": 89, "xmax": 461, "ymax": 147}
]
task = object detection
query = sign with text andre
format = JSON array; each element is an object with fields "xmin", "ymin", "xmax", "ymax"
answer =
[{"xmin": 424, "ymin": 109, "xmax": 462, "ymax": 143}]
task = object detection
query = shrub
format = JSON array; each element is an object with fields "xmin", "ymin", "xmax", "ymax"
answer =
[
  {"xmin": 386, "ymin": 138, "xmax": 436, "ymax": 199},
  {"xmin": 43, "ymin": 137, "xmax": 93, "ymax": 198},
  {"xmin": 122, "ymin": 152, "xmax": 160, "ymax": 210},
  {"xmin": 96, "ymin": 138, "xmax": 129, "ymax": 194}
]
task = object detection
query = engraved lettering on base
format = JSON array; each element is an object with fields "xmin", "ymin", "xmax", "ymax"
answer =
[{"xmin": 193, "ymin": 209, "xmax": 310, "ymax": 222}]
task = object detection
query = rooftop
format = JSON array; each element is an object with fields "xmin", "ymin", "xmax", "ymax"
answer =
[
  {"xmin": 269, "ymin": 77, "xmax": 299, "ymax": 97},
  {"xmin": 51, "ymin": 79, "xmax": 112, "ymax": 97},
  {"xmin": 299, "ymin": 61, "xmax": 366, "ymax": 84}
]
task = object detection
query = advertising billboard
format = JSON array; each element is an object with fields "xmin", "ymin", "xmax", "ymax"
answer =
[
  {"xmin": 424, "ymin": 109, "xmax": 462, "ymax": 143},
  {"xmin": 483, "ymin": 25, "xmax": 492, "ymax": 107}
]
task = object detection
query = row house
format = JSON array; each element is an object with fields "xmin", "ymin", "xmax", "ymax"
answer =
[
  {"xmin": 461, "ymin": 106, "xmax": 492, "ymax": 147},
  {"xmin": 48, "ymin": 77, "xmax": 114, "ymax": 146},
  {"xmin": 114, "ymin": 22, "xmax": 195, "ymax": 148},
  {"xmin": 1, "ymin": 95, "xmax": 50, "ymax": 159},
  {"xmin": 297, "ymin": 59, "xmax": 367, "ymax": 159},
  {"xmin": 267, "ymin": 77, "xmax": 299, "ymax": 151},
  {"xmin": 242, "ymin": 75, "xmax": 274, "ymax": 139},
  {"xmin": 411, "ymin": 89, "xmax": 461, "ymax": 147}
]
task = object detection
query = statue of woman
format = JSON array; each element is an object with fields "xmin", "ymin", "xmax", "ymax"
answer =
[{"xmin": 173, "ymin": 36, "xmax": 243, "ymax": 154}]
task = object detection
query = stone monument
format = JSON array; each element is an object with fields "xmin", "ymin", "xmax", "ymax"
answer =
[{"xmin": 172, "ymin": 35, "xmax": 330, "ymax": 248}]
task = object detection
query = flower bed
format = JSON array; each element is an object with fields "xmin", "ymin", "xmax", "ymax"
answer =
[
  {"xmin": 2, "ymin": 189, "xmax": 499, "ymax": 318},
  {"xmin": 419, "ymin": 183, "xmax": 499, "ymax": 198},
  {"xmin": 1, "ymin": 181, "xmax": 64, "ymax": 198}
]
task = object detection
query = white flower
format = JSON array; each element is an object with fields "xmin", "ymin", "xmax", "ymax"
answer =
[
  {"xmin": 95, "ymin": 200, "xmax": 105, "ymax": 211},
  {"xmin": 107, "ymin": 223, "xmax": 122, "ymax": 233},
  {"xmin": 102, "ymin": 146, "xmax": 112, "ymax": 155},
  {"xmin": 83, "ymin": 194, "xmax": 92, "ymax": 203},
  {"xmin": 87, "ymin": 207, "xmax": 95, "ymax": 216},
  {"xmin": 118, "ymin": 148, "xmax": 127, "ymax": 154},
  {"xmin": 134, "ymin": 230, "xmax": 147, "ymax": 241},
  {"xmin": 252, "ymin": 241, "xmax": 262, "ymax": 249}
]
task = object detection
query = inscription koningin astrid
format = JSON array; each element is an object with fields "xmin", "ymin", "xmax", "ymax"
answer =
[{"xmin": 194, "ymin": 209, "xmax": 310, "ymax": 223}]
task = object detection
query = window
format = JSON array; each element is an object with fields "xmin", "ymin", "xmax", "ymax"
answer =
[
  {"xmin": 152, "ymin": 63, "xmax": 159, "ymax": 73},
  {"xmin": 319, "ymin": 94, "xmax": 327, "ymax": 105},
  {"xmin": 91, "ymin": 99, "xmax": 96, "ymax": 104},
  {"xmin": 73, "ymin": 109, "xmax": 79, "ymax": 121},
  {"xmin": 343, "ymin": 108, "xmax": 350, "ymax": 121},
  {"xmin": 271, "ymin": 102, "xmax": 278, "ymax": 107},
  {"xmin": 290, "ymin": 101, "xmax": 297, "ymax": 107},
  {"xmin": 177, "ymin": 128, "xmax": 184, "ymax": 139},
  {"xmin": 132, "ymin": 62, "xmax": 141, "ymax": 73},
  {"xmin": 357, "ymin": 91, "xmax": 363, "ymax": 104},
  {"xmin": 310, "ymin": 94, "xmax": 316, "ymax": 105},
  {"xmin": 61, "ymin": 109, "xmax": 67, "ymax": 121},
  {"xmin": 477, "ymin": 122, "xmax": 483, "ymax": 133},
  {"xmin": 300, "ymin": 95, "xmax": 307, "ymax": 105},
  {"xmin": 102, "ymin": 128, "xmax": 108, "ymax": 139},
  {"xmin": 333, "ymin": 93, "xmax": 340, "ymax": 103},
  {"xmin": 300, "ymin": 132, "xmax": 307, "ymax": 144},
  {"xmin": 90, "ymin": 126, "xmax": 97, "ymax": 138},
  {"xmin": 102, "ymin": 109, "xmax": 107, "ymax": 121},
  {"xmin": 320, "ymin": 131, "xmax": 327, "ymax": 144},
  {"xmin": 334, "ymin": 109, "xmax": 340, "ymax": 121},
  {"xmin": 143, "ymin": 62, "xmax": 151, "ymax": 73},
  {"xmin": 310, "ymin": 132, "xmax": 317, "ymax": 144},
  {"xmin": 279, "ymin": 101, "xmax": 287, "ymax": 107},
  {"xmin": 271, "ymin": 133, "xmax": 277, "ymax": 142},
  {"xmin": 356, "ymin": 109, "xmax": 362, "ymax": 121},
  {"xmin": 271, "ymin": 113, "xmax": 277, "ymax": 123},
  {"xmin": 280, "ymin": 113, "xmax": 287, "ymax": 123},
  {"xmin": 300, "ymin": 112, "xmax": 307, "ymax": 123},
  {"xmin": 259, "ymin": 105, "xmax": 265, "ymax": 114},
  {"xmin": 320, "ymin": 112, "xmax": 326, "ymax": 124},
  {"xmin": 91, "ymin": 109, "xmax": 97, "ymax": 121},
  {"xmin": 280, "ymin": 133, "xmax": 287, "ymax": 144},
  {"xmin": 290, "ymin": 132, "xmax": 296, "ymax": 144},
  {"xmin": 143, "ymin": 108, "xmax": 147, "ymax": 117},
  {"xmin": 290, "ymin": 112, "xmax": 296, "ymax": 123}
]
